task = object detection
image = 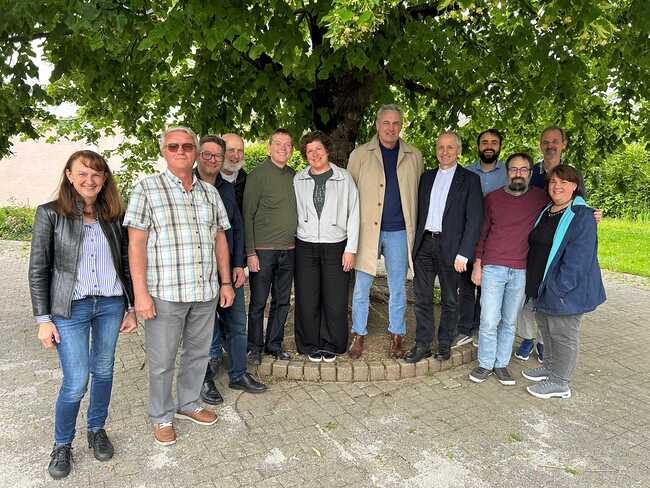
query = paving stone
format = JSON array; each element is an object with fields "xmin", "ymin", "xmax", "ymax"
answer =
[
  {"xmin": 451, "ymin": 350, "xmax": 464, "ymax": 366},
  {"xmin": 259, "ymin": 357, "xmax": 274, "ymax": 376},
  {"xmin": 440, "ymin": 357, "xmax": 453, "ymax": 371},
  {"xmin": 415, "ymin": 359, "xmax": 429, "ymax": 377},
  {"xmin": 320, "ymin": 363, "xmax": 337, "ymax": 382},
  {"xmin": 336, "ymin": 361, "xmax": 353, "ymax": 382},
  {"xmin": 272, "ymin": 359, "xmax": 289, "ymax": 378},
  {"xmin": 368, "ymin": 361, "xmax": 385, "ymax": 381},
  {"xmin": 462, "ymin": 347, "xmax": 473, "ymax": 363},
  {"xmin": 398, "ymin": 359, "xmax": 415, "ymax": 378},
  {"xmin": 352, "ymin": 361, "xmax": 369, "ymax": 382},
  {"xmin": 383, "ymin": 359, "xmax": 400, "ymax": 380},
  {"xmin": 287, "ymin": 361, "xmax": 304, "ymax": 380},
  {"xmin": 427, "ymin": 357, "xmax": 441, "ymax": 373},
  {"xmin": 303, "ymin": 362, "xmax": 320, "ymax": 381}
]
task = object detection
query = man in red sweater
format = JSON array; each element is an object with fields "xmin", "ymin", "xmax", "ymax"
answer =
[{"xmin": 468, "ymin": 153, "xmax": 548, "ymax": 386}]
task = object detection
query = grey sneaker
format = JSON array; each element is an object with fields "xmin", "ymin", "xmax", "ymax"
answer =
[
  {"xmin": 494, "ymin": 367, "xmax": 516, "ymax": 385},
  {"xmin": 527, "ymin": 380, "xmax": 571, "ymax": 399},
  {"xmin": 522, "ymin": 366, "xmax": 549, "ymax": 382},
  {"xmin": 469, "ymin": 366, "xmax": 492, "ymax": 383},
  {"xmin": 453, "ymin": 334, "xmax": 473, "ymax": 348}
]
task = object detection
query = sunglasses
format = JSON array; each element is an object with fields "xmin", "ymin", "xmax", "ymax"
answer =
[{"xmin": 165, "ymin": 143, "xmax": 196, "ymax": 152}]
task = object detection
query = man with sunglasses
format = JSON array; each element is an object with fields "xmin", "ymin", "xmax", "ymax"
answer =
[
  {"xmin": 195, "ymin": 135, "xmax": 267, "ymax": 405},
  {"xmin": 125, "ymin": 127, "xmax": 235, "ymax": 446}
]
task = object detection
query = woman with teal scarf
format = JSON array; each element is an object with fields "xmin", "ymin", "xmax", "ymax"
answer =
[{"xmin": 522, "ymin": 165, "xmax": 606, "ymax": 399}]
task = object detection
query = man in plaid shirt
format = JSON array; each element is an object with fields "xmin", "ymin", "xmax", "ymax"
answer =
[{"xmin": 124, "ymin": 126, "xmax": 234, "ymax": 447}]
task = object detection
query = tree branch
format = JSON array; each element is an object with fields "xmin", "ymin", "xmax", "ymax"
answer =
[{"xmin": 2, "ymin": 31, "xmax": 49, "ymax": 44}]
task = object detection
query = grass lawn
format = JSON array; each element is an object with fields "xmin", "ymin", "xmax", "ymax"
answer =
[{"xmin": 598, "ymin": 218, "xmax": 650, "ymax": 277}]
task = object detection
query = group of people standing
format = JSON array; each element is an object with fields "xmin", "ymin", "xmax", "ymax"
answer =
[{"xmin": 28, "ymin": 104, "xmax": 606, "ymax": 480}]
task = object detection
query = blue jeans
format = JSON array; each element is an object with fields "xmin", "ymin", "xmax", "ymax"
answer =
[
  {"xmin": 352, "ymin": 230, "xmax": 408, "ymax": 336},
  {"xmin": 210, "ymin": 284, "xmax": 248, "ymax": 382},
  {"xmin": 478, "ymin": 265, "xmax": 526, "ymax": 369},
  {"xmin": 52, "ymin": 296, "xmax": 124, "ymax": 445}
]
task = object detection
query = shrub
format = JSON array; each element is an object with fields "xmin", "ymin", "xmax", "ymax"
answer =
[
  {"xmin": 244, "ymin": 142, "xmax": 306, "ymax": 173},
  {"xmin": 0, "ymin": 206, "xmax": 35, "ymax": 241},
  {"xmin": 584, "ymin": 142, "xmax": 650, "ymax": 220}
]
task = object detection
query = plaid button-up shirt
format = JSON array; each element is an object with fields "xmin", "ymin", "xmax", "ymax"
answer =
[{"xmin": 124, "ymin": 169, "xmax": 231, "ymax": 303}]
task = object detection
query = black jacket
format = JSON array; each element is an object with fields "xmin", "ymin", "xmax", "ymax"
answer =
[
  {"xmin": 413, "ymin": 165, "xmax": 484, "ymax": 265},
  {"xmin": 233, "ymin": 168, "xmax": 247, "ymax": 212},
  {"xmin": 28, "ymin": 201, "xmax": 134, "ymax": 319},
  {"xmin": 194, "ymin": 170, "xmax": 246, "ymax": 268}
]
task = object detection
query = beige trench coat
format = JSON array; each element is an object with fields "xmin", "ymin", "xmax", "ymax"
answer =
[{"xmin": 347, "ymin": 135, "xmax": 424, "ymax": 276}]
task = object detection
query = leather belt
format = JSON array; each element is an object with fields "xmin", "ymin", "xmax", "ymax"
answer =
[{"xmin": 424, "ymin": 230, "xmax": 441, "ymax": 237}]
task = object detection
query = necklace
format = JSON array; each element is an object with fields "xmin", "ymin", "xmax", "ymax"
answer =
[{"xmin": 548, "ymin": 206, "xmax": 567, "ymax": 217}]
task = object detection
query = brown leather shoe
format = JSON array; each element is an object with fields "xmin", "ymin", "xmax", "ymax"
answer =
[
  {"xmin": 389, "ymin": 333, "xmax": 403, "ymax": 358},
  {"xmin": 348, "ymin": 333, "xmax": 364, "ymax": 360},
  {"xmin": 174, "ymin": 407, "xmax": 218, "ymax": 426},
  {"xmin": 153, "ymin": 422, "xmax": 176, "ymax": 446}
]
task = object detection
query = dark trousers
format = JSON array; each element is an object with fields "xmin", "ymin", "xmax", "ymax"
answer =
[
  {"xmin": 458, "ymin": 261, "xmax": 481, "ymax": 336},
  {"xmin": 294, "ymin": 239, "xmax": 350, "ymax": 355},
  {"xmin": 247, "ymin": 249, "xmax": 295, "ymax": 353},
  {"xmin": 413, "ymin": 233, "xmax": 460, "ymax": 348}
]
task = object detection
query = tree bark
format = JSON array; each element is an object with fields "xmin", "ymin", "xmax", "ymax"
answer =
[{"xmin": 309, "ymin": 73, "xmax": 375, "ymax": 168}]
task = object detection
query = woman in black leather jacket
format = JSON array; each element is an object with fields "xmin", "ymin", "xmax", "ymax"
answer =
[{"xmin": 28, "ymin": 150, "xmax": 137, "ymax": 479}]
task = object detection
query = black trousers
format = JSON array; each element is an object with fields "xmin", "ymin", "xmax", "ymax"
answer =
[
  {"xmin": 294, "ymin": 239, "xmax": 350, "ymax": 355},
  {"xmin": 413, "ymin": 233, "xmax": 460, "ymax": 348},
  {"xmin": 247, "ymin": 249, "xmax": 295, "ymax": 353},
  {"xmin": 458, "ymin": 261, "xmax": 481, "ymax": 336}
]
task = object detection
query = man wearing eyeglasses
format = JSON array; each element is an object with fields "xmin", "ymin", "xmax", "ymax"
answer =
[
  {"xmin": 243, "ymin": 129, "xmax": 298, "ymax": 364},
  {"xmin": 124, "ymin": 127, "xmax": 235, "ymax": 446},
  {"xmin": 468, "ymin": 153, "xmax": 549, "ymax": 386},
  {"xmin": 195, "ymin": 135, "xmax": 267, "ymax": 406}
]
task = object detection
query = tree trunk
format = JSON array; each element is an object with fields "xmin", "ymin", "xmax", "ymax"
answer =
[{"xmin": 310, "ymin": 73, "xmax": 375, "ymax": 168}]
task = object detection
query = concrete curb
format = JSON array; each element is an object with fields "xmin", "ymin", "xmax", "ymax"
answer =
[{"xmin": 256, "ymin": 344, "xmax": 477, "ymax": 382}]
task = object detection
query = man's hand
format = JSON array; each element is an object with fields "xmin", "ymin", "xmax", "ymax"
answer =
[
  {"xmin": 135, "ymin": 293, "xmax": 156, "ymax": 321},
  {"xmin": 342, "ymin": 252, "xmax": 355, "ymax": 272},
  {"xmin": 247, "ymin": 254, "xmax": 260, "ymax": 272},
  {"xmin": 120, "ymin": 311, "xmax": 138, "ymax": 333},
  {"xmin": 454, "ymin": 257, "xmax": 467, "ymax": 273},
  {"xmin": 233, "ymin": 267, "xmax": 246, "ymax": 288},
  {"xmin": 594, "ymin": 208, "xmax": 603, "ymax": 224},
  {"xmin": 471, "ymin": 265, "xmax": 482, "ymax": 286},
  {"xmin": 219, "ymin": 284, "xmax": 235, "ymax": 308},
  {"xmin": 37, "ymin": 322, "xmax": 60, "ymax": 349}
]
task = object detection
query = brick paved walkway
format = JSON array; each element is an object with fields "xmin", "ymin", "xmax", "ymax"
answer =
[{"xmin": 2, "ymin": 241, "xmax": 649, "ymax": 487}]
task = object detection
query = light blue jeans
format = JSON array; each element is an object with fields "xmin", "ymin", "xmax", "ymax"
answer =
[
  {"xmin": 352, "ymin": 230, "xmax": 408, "ymax": 336},
  {"xmin": 478, "ymin": 265, "xmax": 526, "ymax": 369}
]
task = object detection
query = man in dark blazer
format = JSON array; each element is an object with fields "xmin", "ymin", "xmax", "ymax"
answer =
[{"xmin": 405, "ymin": 131, "xmax": 483, "ymax": 363}]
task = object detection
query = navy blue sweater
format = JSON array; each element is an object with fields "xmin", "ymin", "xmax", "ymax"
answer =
[{"xmin": 380, "ymin": 142, "xmax": 406, "ymax": 231}]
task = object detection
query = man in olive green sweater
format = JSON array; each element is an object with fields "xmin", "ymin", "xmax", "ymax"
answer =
[{"xmin": 243, "ymin": 128, "xmax": 298, "ymax": 364}]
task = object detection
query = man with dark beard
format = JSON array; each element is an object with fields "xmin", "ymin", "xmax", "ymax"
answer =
[
  {"xmin": 468, "ymin": 153, "xmax": 549, "ymax": 386},
  {"xmin": 456, "ymin": 129, "xmax": 507, "ymax": 347}
]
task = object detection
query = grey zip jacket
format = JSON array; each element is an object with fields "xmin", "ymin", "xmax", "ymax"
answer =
[{"xmin": 293, "ymin": 163, "xmax": 360, "ymax": 253}]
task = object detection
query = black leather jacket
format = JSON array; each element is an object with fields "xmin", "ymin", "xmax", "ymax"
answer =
[{"xmin": 28, "ymin": 201, "xmax": 134, "ymax": 319}]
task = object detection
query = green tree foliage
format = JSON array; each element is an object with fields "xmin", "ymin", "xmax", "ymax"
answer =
[{"xmin": 1, "ymin": 0, "xmax": 649, "ymax": 172}]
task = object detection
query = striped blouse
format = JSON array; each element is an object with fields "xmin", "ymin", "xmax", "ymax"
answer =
[{"xmin": 35, "ymin": 220, "xmax": 123, "ymax": 323}]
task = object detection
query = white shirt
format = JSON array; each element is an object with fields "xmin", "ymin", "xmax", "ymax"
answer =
[{"xmin": 425, "ymin": 164, "xmax": 457, "ymax": 233}]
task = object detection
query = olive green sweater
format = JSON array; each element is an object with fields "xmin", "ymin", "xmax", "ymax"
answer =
[{"xmin": 243, "ymin": 158, "xmax": 297, "ymax": 254}]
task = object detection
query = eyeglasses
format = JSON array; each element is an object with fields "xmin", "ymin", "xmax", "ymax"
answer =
[
  {"xmin": 165, "ymin": 143, "xmax": 196, "ymax": 152},
  {"xmin": 508, "ymin": 167, "xmax": 530, "ymax": 174},
  {"xmin": 200, "ymin": 151, "xmax": 225, "ymax": 161}
]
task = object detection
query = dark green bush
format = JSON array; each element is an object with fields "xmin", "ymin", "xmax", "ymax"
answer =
[
  {"xmin": 0, "ymin": 207, "xmax": 35, "ymax": 241},
  {"xmin": 244, "ymin": 143, "xmax": 306, "ymax": 173},
  {"xmin": 584, "ymin": 142, "xmax": 650, "ymax": 220}
]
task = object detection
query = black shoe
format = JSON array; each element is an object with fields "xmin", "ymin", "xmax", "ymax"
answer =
[
  {"xmin": 321, "ymin": 351, "xmax": 336, "ymax": 363},
  {"xmin": 48, "ymin": 444, "xmax": 72, "ymax": 479},
  {"xmin": 267, "ymin": 349, "xmax": 291, "ymax": 361},
  {"xmin": 248, "ymin": 350, "xmax": 262, "ymax": 365},
  {"xmin": 200, "ymin": 377, "xmax": 224, "ymax": 405},
  {"xmin": 229, "ymin": 372, "xmax": 267, "ymax": 393},
  {"xmin": 87, "ymin": 428, "xmax": 114, "ymax": 462},
  {"xmin": 404, "ymin": 344, "xmax": 432, "ymax": 364},
  {"xmin": 308, "ymin": 351, "xmax": 322, "ymax": 362},
  {"xmin": 434, "ymin": 347, "xmax": 451, "ymax": 361}
]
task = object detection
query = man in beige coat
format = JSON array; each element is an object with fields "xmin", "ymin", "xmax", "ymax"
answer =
[{"xmin": 347, "ymin": 104, "xmax": 424, "ymax": 359}]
